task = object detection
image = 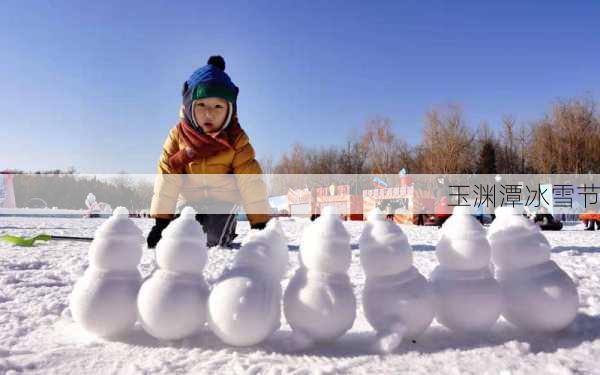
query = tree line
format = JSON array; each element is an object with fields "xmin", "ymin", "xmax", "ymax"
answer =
[
  {"xmin": 268, "ymin": 96, "xmax": 600, "ymax": 174},
  {"xmin": 6, "ymin": 171, "xmax": 153, "ymax": 211}
]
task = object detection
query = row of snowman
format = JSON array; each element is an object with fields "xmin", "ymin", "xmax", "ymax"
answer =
[{"xmin": 70, "ymin": 205, "xmax": 579, "ymax": 353}]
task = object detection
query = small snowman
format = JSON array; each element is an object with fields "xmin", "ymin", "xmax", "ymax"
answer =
[
  {"xmin": 207, "ymin": 219, "xmax": 288, "ymax": 346},
  {"xmin": 70, "ymin": 207, "xmax": 144, "ymax": 338},
  {"xmin": 137, "ymin": 207, "xmax": 210, "ymax": 340},
  {"xmin": 488, "ymin": 207, "xmax": 579, "ymax": 332},
  {"xmin": 283, "ymin": 206, "xmax": 356, "ymax": 350},
  {"xmin": 360, "ymin": 209, "xmax": 435, "ymax": 353},
  {"xmin": 431, "ymin": 206, "xmax": 502, "ymax": 333}
]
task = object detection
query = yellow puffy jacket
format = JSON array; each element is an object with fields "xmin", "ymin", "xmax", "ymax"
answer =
[{"xmin": 150, "ymin": 123, "xmax": 270, "ymax": 226}]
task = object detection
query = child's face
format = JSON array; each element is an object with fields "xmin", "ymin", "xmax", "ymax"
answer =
[{"xmin": 193, "ymin": 97, "xmax": 229, "ymax": 134}]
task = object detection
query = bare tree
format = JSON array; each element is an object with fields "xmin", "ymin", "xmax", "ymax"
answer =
[
  {"xmin": 259, "ymin": 155, "xmax": 274, "ymax": 175},
  {"xmin": 306, "ymin": 146, "xmax": 339, "ymax": 174},
  {"xmin": 553, "ymin": 97, "xmax": 598, "ymax": 173},
  {"xmin": 338, "ymin": 138, "xmax": 368, "ymax": 174},
  {"xmin": 516, "ymin": 124, "xmax": 531, "ymax": 173},
  {"xmin": 528, "ymin": 120, "xmax": 557, "ymax": 173},
  {"xmin": 274, "ymin": 143, "xmax": 308, "ymax": 174},
  {"xmin": 497, "ymin": 115, "xmax": 518, "ymax": 173},
  {"xmin": 361, "ymin": 116, "xmax": 412, "ymax": 174},
  {"xmin": 476, "ymin": 121, "xmax": 495, "ymax": 143},
  {"xmin": 420, "ymin": 104, "xmax": 475, "ymax": 173},
  {"xmin": 528, "ymin": 97, "xmax": 600, "ymax": 173}
]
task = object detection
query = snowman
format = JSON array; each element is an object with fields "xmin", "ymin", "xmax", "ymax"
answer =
[
  {"xmin": 431, "ymin": 206, "xmax": 502, "ymax": 333},
  {"xmin": 137, "ymin": 207, "xmax": 210, "ymax": 340},
  {"xmin": 488, "ymin": 207, "xmax": 579, "ymax": 332},
  {"xmin": 207, "ymin": 219, "xmax": 288, "ymax": 346},
  {"xmin": 283, "ymin": 206, "xmax": 356, "ymax": 350},
  {"xmin": 360, "ymin": 209, "xmax": 435, "ymax": 353},
  {"xmin": 70, "ymin": 207, "xmax": 144, "ymax": 338}
]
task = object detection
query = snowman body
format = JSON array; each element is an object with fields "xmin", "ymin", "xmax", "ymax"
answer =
[
  {"xmin": 360, "ymin": 209, "xmax": 434, "ymax": 351},
  {"xmin": 431, "ymin": 207, "xmax": 502, "ymax": 333},
  {"xmin": 208, "ymin": 220, "xmax": 289, "ymax": 346},
  {"xmin": 488, "ymin": 207, "xmax": 578, "ymax": 332},
  {"xmin": 431, "ymin": 267, "xmax": 502, "ymax": 332},
  {"xmin": 284, "ymin": 268, "xmax": 356, "ymax": 343},
  {"xmin": 283, "ymin": 207, "xmax": 356, "ymax": 349},
  {"xmin": 70, "ymin": 207, "xmax": 143, "ymax": 338},
  {"xmin": 137, "ymin": 207, "xmax": 210, "ymax": 340}
]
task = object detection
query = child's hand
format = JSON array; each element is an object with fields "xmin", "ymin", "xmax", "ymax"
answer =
[
  {"xmin": 250, "ymin": 221, "xmax": 267, "ymax": 230},
  {"xmin": 147, "ymin": 218, "xmax": 172, "ymax": 248}
]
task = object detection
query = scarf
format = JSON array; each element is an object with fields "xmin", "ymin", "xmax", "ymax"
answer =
[{"xmin": 168, "ymin": 117, "xmax": 244, "ymax": 173}]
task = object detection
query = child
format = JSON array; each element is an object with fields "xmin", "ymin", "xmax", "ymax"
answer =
[{"xmin": 147, "ymin": 56, "xmax": 270, "ymax": 248}]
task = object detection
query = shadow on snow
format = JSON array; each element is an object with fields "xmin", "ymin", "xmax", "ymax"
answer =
[{"xmin": 105, "ymin": 312, "xmax": 600, "ymax": 357}]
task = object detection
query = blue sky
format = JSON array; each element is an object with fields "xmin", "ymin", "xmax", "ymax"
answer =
[{"xmin": 1, "ymin": 1, "xmax": 599, "ymax": 173}]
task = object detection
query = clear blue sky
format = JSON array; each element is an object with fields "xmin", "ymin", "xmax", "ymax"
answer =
[{"xmin": 1, "ymin": 1, "xmax": 599, "ymax": 173}]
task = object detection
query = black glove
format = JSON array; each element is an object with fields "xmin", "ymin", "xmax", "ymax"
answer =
[
  {"xmin": 250, "ymin": 221, "xmax": 267, "ymax": 230},
  {"xmin": 147, "ymin": 218, "xmax": 172, "ymax": 249}
]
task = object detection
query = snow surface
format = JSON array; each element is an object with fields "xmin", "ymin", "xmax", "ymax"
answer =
[{"xmin": 1, "ymin": 216, "xmax": 600, "ymax": 374}]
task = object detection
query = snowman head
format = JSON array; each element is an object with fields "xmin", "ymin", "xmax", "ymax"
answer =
[
  {"xmin": 234, "ymin": 219, "xmax": 289, "ymax": 278},
  {"xmin": 89, "ymin": 206, "xmax": 144, "ymax": 271},
  {"xmin": 487, "ymin": 207, "xmax": 551, "ymax": 270},
  {"xmin": 300, "ymin": 206, "xmax": 352, "ymax": 274},
  {"xmin": 359, "ymin": 208, "xmax": 413, "ymax": 277},
  {"xmin": 435, "ymin": 206, "xmax": 492, "ymax": 270},
  {"xmin": 156, "ymin": 206, "xmax": 208, "ymax": 273}
]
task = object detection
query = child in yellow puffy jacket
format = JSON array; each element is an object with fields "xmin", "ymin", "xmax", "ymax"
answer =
[{"xmin": 147, "ymin": 56, "xmax": 271, "ymax": 248}]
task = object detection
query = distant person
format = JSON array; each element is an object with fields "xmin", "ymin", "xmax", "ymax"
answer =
[
  {"xmin": 416, "ymin": 213, "xmax": 425, "ymax": 226},
  {"xmin": 584, "ymin": 213, "xmax": 599, "ymax": 231}
]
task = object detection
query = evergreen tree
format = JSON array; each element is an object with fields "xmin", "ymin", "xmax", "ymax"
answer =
[{"xmin": 476, "ymin": 140, "xmax": 497, "ymax": 174}]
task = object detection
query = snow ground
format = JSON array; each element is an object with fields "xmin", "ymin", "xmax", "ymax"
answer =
[{"xmin": 1, "ymin": 217, "xmax": 599, "ymax": 374}]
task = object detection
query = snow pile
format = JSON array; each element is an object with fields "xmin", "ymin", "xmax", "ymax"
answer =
[
  {"xmin": 284, "ymin": 206, "xmax": 356, "ymax": 350},
  {"xmin": 431, "ymin": 206, "xmax": 502, "ymax": 332},
  {"xmin": 208, "ymin": 219, "xmax": 288, "ymax": 346},
  {"xmin": 137, "ymin": 206, "xmax": 210, "ymax": 340},
  {"xmin": 488, "ymin": 207, "xmax": 579, "ymax": 332},
  {"xmin": 359, "ymin": 208, "xmax": 434, "ymax": 353},
  {"xmin": 70, "ymin": 207, "xmax": 143, "ymax": 338}
]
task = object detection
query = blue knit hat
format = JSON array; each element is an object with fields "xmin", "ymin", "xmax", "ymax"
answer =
[{"xmin": 182, "ymin": 56, "xmax": 239, "ymax": 129}]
